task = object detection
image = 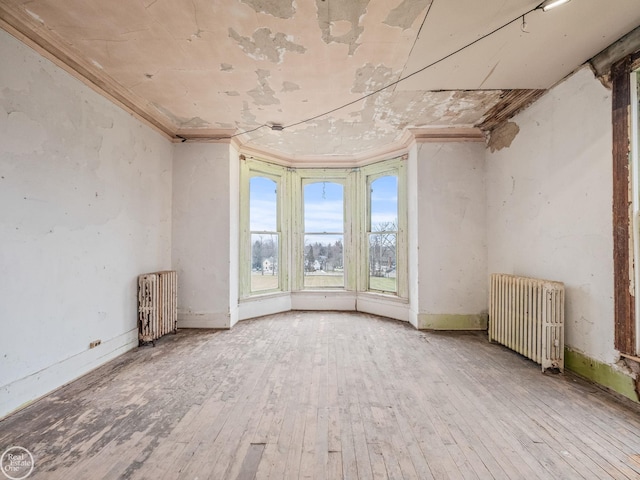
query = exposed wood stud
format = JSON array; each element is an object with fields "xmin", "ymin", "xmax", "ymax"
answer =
[
  {"xmin": 477, "ymin": 89, "xmax": 547, "ymax": 133},
  {"xmin": 612, "ymin": 55, "xmax": 637, "ymax": 356}
]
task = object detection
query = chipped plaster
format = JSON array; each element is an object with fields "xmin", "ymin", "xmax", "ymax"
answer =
[
  {"xmin": 241, "ymin": 0, "xmax": 295, "ymax": 19},
  {"xmin": 384, "ymin": 0, "xmax": 432, "ymax": 30},
  {"xmin": 6, "ymin": 0, "xmax": 635, "ymax": 158},
  {"xmin": 282, "ymin": 81, "xmax": 300, "ymax": 92},
  {"xmin": 229, "ymin": 27, "xmax": 306, "ymax": 64},
  {"xmin": 352, "ymin": 64, "xmax": 396, "ymax": 93},
  {"xmin": 247, "ymin": 69, "xmax": 280, "ymax": 106},
  {"xmin": 488, "ymin": 121, "xmax": 520, "ymax": 152},
  {"xmin": 241, "ymin": 101, "xmax": 259, "ymax": 126},
  {"xmin": 315, "ymin": 0, "xmax": 370, "ymax": 55}
]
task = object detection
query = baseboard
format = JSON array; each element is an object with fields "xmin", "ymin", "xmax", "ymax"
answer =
[
  {"xmin": 238, "ymin": 294, "xmax": 292, "ymax": 321},
  {"xmin": 291, "ymin": 291, "xmax": 357, "ymax": 311},
  {"xmin": 356, "ymin": 294, "xmax": 409, "ymax": 322},
  {"xmin": 565, "ymin": 348, "xmax": 639, "ymax": 403},
  {"xmin": 178, "ymin": 312, "xmax": 231, "ymax": 329},
  {"xmin": 0, "ymin": 328, "xmax": 138, "ymax": 419},
  {"xmin": 417, "ymin": 313, "xmax": 488, "ymax": 330}
]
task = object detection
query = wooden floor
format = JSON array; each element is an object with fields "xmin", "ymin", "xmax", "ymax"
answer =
[{"xmin": 2, "ymin": 311, "xmax": 640, "ymax": 479}]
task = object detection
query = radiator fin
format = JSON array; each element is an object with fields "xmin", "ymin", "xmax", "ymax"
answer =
[{"xmin": 489, "ymin": 273, "xmax": 564, "ymax": 372}]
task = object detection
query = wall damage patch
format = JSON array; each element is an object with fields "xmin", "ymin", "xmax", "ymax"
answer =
[
  {"xmin": 488, "ymin": 121, "xmax": 520, "ymax": 152},
  {"xmin": 282, "ymin": 81, "xmax": 300, "ymax": 92},
  {"xmin": 315, "ymin": 0, "xmax": 370, "ymax": 55},
  {"xmin": 352, "ymin": 64, "xmax": 395, "ymax": 93},
  {"xmin": 241, "ymin": 0, "xmax": 295, "ymax": 19},
  {"xmin": 229, "ymin": 27, "xmax": 306, "ymax": 63},
  {"xmin": 241, "ymin": 101, "xmax": 259, "ymax": 125},
  {"xmin": 384, "ymin": 0, "xmax": 432, "ymax": 30},
  {"xmin": 248, "ymin": 69, "xmax": 280, "ymax": 105}
]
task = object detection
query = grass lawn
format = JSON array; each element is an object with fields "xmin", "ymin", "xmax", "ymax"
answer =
[
  {"xmin": 369, "ymin": 276, "xmax": 397, "ymax": 293},
  {"xmin": 304, "ymin": 273, "xmax": 344, "ymax": 288},
  {"xmin": 251, "ymin": 273, "xmax": 396, "ymax": 292},
  {"xmin": 251, "ymin": 274, "xmax": 279, "ymax": 292}
]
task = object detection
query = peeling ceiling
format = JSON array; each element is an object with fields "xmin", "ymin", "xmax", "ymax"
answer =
[{"xmin": 1, "ymin": 0, "xmax": 639, "ymax": 159}]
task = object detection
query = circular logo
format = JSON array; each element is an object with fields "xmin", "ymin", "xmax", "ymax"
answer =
[{"xmin": 1, "ymin": 447, "xmax": 34, "ymax": 480}]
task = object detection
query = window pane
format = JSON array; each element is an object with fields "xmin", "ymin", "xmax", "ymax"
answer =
[
  {"xmin": 303, "ymin": 235, "xmax": 344, "ymax": 288},
  {"xmin": 369, "ymin": 233, "xmax": 397, "ymax": 293},
  {"xmin": 304, "ymin": 182, "xmax": 343, "ymax": 233},
  {"xmin": 370, "ymin": 175, "xmax": 397, "ymax": 228},
  {"xmin": 251, "ymin": 233, "xmax": 279, "ymax": 292},
  {"xmin": 250, "ymin": 176, "xmax": 277, "ymax": 231}
]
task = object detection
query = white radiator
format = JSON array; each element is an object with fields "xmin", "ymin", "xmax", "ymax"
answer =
[
  {"xmin": 138, "ymin": 270, "xmax": 177, "ymax": 346},
  {"xmin": 489, "ymin": 273, "xmax": 565, "ymax": 372}
]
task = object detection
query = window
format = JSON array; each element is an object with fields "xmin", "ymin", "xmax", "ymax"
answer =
[
  {"xmin": 368, "ymin": 175, "xmax": 398, "ymax": 294},
  {"xmin": 250, "ymin": 176, "xmax": 279, "ymax": 293},
  {"xmin": 240, "ymin": 156, "xmax": 406, "ymax": 301},
  {"xmin": 360, "ymin": 159, "xmax": 407, "ymax": 298},
  {"xmin": 303, "ymin": 181, "xmax": 345, "ymax": 288},
  {"xmin": 239, "ymin": 159, "xmax": 287, "ymax": 298}
]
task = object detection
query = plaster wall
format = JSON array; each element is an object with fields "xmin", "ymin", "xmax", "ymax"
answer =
[
  {"xmin": 0, "ymin": 30, "xmax": 172, "ymax": 418},
  {"xmin": 172, "ymin": 143, "xmax": 235, "ymax": 328},
  {"xmin": 486, "ymin": 66, "xmax": 615, "ymax": 364},
  {"xmin": 416, "ymin": 142, "xmax": 489, "ymax": 329}
]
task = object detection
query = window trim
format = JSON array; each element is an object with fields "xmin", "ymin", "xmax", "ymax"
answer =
[{"xmin": 632, "ymin": 67, "xmax": 640, "ymax": 355}]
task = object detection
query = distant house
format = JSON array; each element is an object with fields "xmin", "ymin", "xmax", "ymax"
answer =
[
  {"xmin": 262, "ymin": 258, "xmax": 273, "ymax": 273},
  {"xmin": 262, "ymin": 257, "xmax": 277, "ymax": 274}
]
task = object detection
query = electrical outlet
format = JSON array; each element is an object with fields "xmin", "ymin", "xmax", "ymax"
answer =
[{"xmin": 89, "ymin": 340, "xmax": 102, "ymax": 349}]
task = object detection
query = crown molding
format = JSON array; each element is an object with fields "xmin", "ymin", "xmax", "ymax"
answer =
[
  {"xmin": 409, "ymin": 127, "xmax": 485, "ymax": 143},
  {"xmin": 235, "ymin": 129, "xmax": 415, "ymax": 168}
]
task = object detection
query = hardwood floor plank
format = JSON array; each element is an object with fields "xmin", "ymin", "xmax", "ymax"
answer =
[{"xmin": 236, "ymin": 443, "xmax": 266, "ymax": 480}]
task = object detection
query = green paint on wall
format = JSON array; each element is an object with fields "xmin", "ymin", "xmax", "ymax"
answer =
[
  {"xmin": 565, "ymin": 348, "xmax": 639, "ymax": 403},
  {"xmin": 418, "ymin": 314, "xmax": 488, "ymax": 331}
]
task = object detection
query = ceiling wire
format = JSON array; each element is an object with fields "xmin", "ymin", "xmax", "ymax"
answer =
[
  {"xmin": 398, "ymin": 0, "xmax": 435, "ymax": 93},
  {"xmin": 200, "ymin": 1, "xmax": 544, "ymax": 142}
]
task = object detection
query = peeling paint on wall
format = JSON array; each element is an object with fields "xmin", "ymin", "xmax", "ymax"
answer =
[
  {"xmin": 488, "ymin": 121, "xmax": 520, "ymax": 152},
  {"xmin": 248, "ymin": 69, "xmax": 280, "ymax": 106},
  {"xmin": 383, "ymin": 0, "xmax": 432, "ymax": 30},
  {"xmin": 241, "ymin": 0, "xmax": 295, "ymax": 19},
  {"xmin": 220, "ymin": 63, "xmax": 233, "ymax": 72},
  {"xmin": 315, "ymin": 0, "xmax": 370, "ymax": 55},
  {"xmin": 225, "ymin": 91, "xmax": 240, "ymax": 96},
  {"xmin": 229, "ymin": 27, "xmax": 306, "ymax": 63}
]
